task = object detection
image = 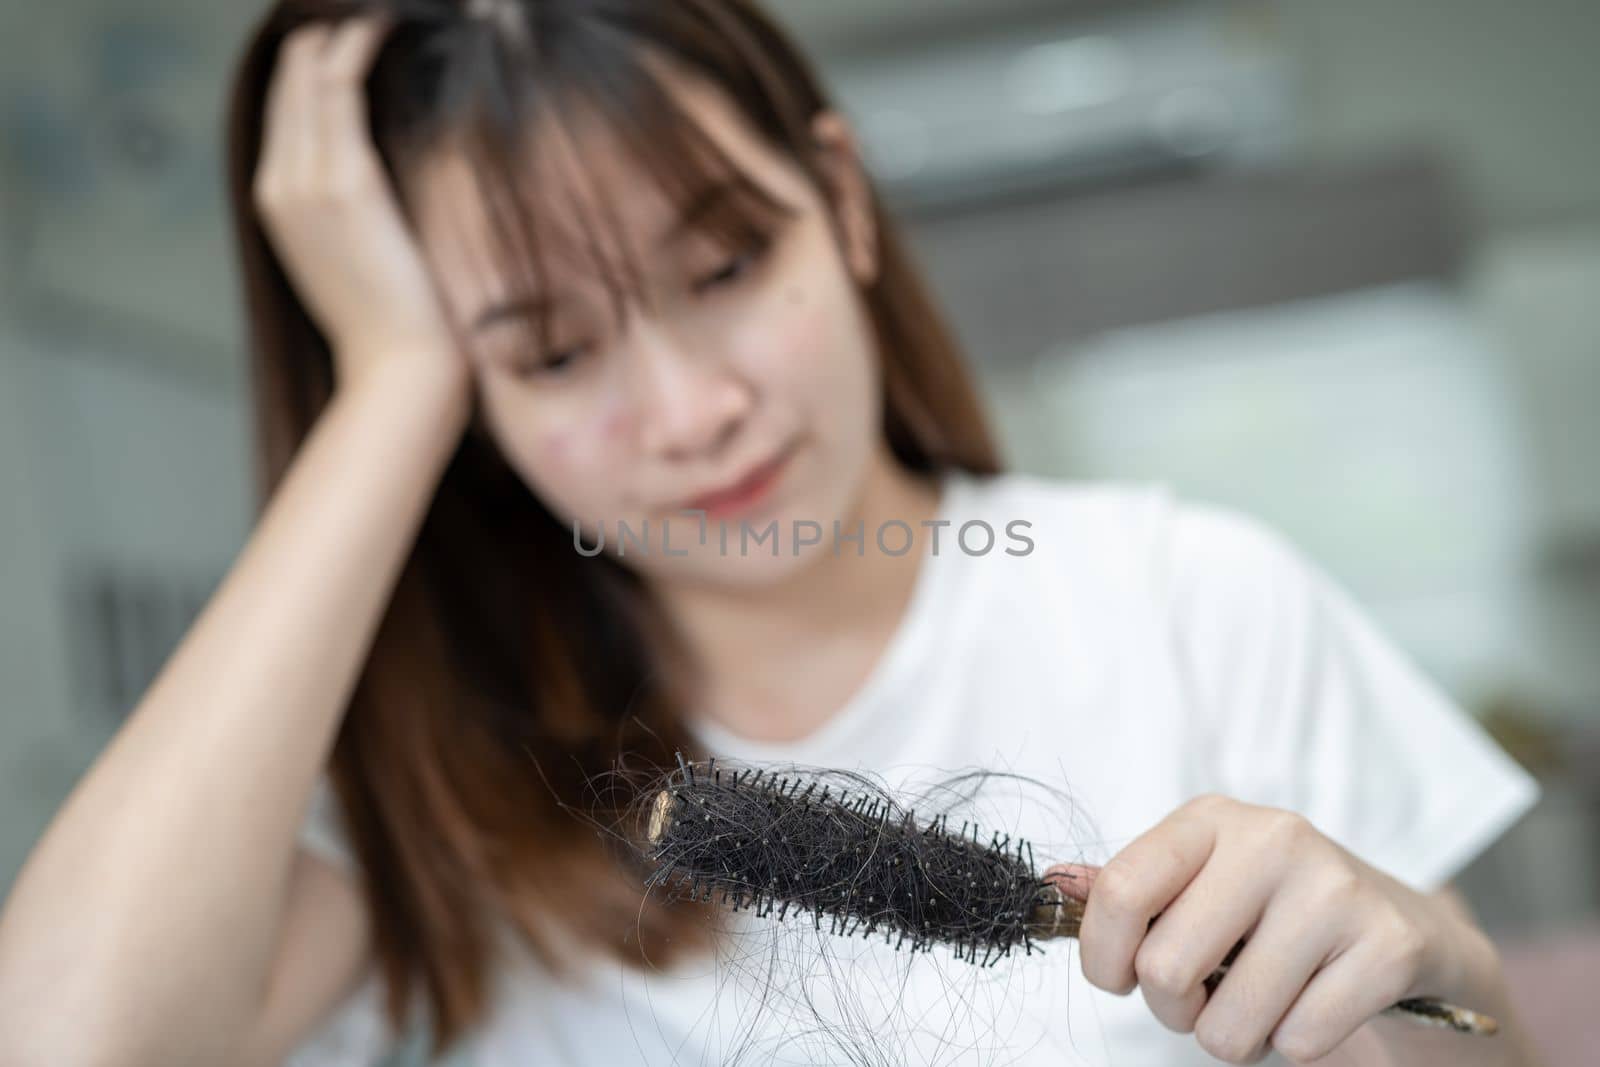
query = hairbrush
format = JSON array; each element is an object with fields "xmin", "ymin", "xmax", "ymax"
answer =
[{"xmin": 639, "ymin": 757, "xmax": 1499, "ymax": 1037}]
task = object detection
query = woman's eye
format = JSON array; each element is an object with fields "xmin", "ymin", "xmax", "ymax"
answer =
[
  {"xmin": 511, "ymin": 343, "xmax": 590, "ymax": 380},
  {"xmin": 693, "ymin": 241, "xmax": 768, "ymax": 294}
]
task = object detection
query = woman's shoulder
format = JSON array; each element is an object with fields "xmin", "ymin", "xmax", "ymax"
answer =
[{"xmin": 954, "ymin": 468, "xmax": 1173, "ymax": 536}]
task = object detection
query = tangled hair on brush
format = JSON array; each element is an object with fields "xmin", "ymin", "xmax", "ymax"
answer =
[
  {"xmin": 597, "ymin": 754, "xmax": 1505, "ymax": 1051},
  {"xmin": 554, "ymin": 752, "xmax": 1102, "ymax": 1065},
  {"xmin": 636, "ymin": 755, "xmax": 1067, "ymax": 966}
]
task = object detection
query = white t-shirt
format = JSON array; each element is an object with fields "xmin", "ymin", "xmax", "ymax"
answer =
[{"xmin": 291, "ymin": 470, "xmax": 1540, "ymax": 1066}]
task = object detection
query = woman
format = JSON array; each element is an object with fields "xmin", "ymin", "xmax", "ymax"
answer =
[{"xmin": 0, "ymin": 1, "xmax": 1544, "ymax": 1064}]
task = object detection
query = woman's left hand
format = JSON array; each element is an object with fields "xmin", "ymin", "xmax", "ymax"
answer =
[{"xmin": 1048, "ymin": 793, "xmax": 1498, "ymax": 1065}]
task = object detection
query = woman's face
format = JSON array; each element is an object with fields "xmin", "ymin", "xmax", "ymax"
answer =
[{"xmin": 409, "ymin": 61, "xmax": 885, "ymax": 589}]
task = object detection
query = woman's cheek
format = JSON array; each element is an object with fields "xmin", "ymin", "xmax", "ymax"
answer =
[
  {"xmin": 596, "ymin": 400, "xmax": 632, "ymax": 446},
  {"xmin": 537, "ymin": 429, "xmax": 573, "ymax": 470},
  {"xmin": 733, "ymin": 297, "xmax": 826, "ymax": 387},
  {"xmin": 520, "ymin": 428, "xmax": 592, "ymax": 523},
  {"xmin": 543, "ymin": 404, "xmax": 636, "ymax": 507},
  {"xmin": 532, "ymin": 393, "xmax": 629, "ymax": 472}
]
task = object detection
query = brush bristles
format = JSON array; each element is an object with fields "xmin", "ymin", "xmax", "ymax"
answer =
[{"xmin": 640, "ymin": 757, "xmax": 1057, "ymax": 965}]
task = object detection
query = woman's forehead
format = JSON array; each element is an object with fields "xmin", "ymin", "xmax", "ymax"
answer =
[
  {"xmin": 409, "ymin": 130, "xmax": 678, "ymax": 277},
  {"xmin": 407, "ymin": 65, "xmax": 807, "ymax": 286}
]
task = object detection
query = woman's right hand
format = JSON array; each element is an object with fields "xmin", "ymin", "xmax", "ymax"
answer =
[{"xmin": 253, "ymin": 13, "xmax": 467, "ymax": 396}]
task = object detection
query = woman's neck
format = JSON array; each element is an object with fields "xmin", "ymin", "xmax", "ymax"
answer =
[{"xmin": 655, "ymin": 446, "xmax": 945, "ymax": 744}]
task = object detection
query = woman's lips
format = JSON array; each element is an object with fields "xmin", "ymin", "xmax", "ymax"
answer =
[{"xmin": 685, "ymin": 445, "xmax": 795, "ymax": 520}]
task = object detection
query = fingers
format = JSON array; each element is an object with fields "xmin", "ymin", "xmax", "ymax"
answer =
[
  {"xmin": 1041, "ymin": 862, "xmax": 1098, "ymax": 904},
  {"xmin": 1077, "ymin": 798, "xmax": 1221, "ymax": 995},
  {"xmin": 255, "ymin": 14, "xmax": 395, "ymax": 207},
  {"xmin": 258, "ymin": 23, "xmax": 331, "ymax": 197},
  {"xmin": 1132, "ymin": 857, "xmax": 1275, "ymax": 1038},
  {"xmin": 1263, "ymin": 913, "xmax": 1428, "ymax": 1063},
  {"xmin": 1186, "ymin": 877, "xmax": 1345, "ymax": 1064},
  {"xmin": 315, "ymin": 16, "xmax": 397, "ymax": 191},
  {"xmin": 1073, "ymin": 800, "xmax": 1423, "ymax": 1066},
  {"xmin": 322, "ymin": 11, "xmax": 393, "ymax": 82}
]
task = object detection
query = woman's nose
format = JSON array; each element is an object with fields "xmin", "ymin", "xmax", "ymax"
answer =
[{"xmin": 631, "ymin": 319, "xmax": 750, "ymax": 460}]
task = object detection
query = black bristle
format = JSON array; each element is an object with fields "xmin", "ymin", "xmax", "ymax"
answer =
[{"xmin": 642, "ymin": 759, "xmax": 1044, "ymax": 965}]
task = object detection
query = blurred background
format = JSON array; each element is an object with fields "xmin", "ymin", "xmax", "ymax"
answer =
[{"xmin": 1, "ymin": 0, "xmax": 1596, "ymax": 1061}]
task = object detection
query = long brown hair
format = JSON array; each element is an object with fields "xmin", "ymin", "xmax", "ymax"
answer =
[{"xmin": 224, "ymin": 0, "xmax": 1000, "ymax": 1052}]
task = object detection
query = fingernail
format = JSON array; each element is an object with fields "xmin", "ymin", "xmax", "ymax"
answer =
[{"xmin": 1042, "ymin": 862, "xmax": 1099, "ymax": 902}]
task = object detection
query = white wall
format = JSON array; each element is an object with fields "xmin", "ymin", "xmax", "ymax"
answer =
[{"xmin": 0, "ymin": 331, "xmax": 76, "ymax": 888}]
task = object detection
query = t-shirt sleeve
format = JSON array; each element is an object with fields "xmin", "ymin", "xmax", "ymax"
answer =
[
  {"xmin": 287, "ymin": 775, "xmax": 406, "ymax": 1065},
  {"xmin": 284, "ymin": 970, "xmax": 405, "ymax": 1067},
  {"xmin": 1158, "ymin": 496, "xmax": 1541, "ymax": 893}
]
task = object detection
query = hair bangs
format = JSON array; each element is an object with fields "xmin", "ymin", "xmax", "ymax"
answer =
[{"xmin": 400, "ymin": 24, "xmax": 800, "ymax": 354}]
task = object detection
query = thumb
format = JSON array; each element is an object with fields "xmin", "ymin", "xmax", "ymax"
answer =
[{"xmin": 1042, "ymin": 862, "xmax": 1101, "ymax": 903}]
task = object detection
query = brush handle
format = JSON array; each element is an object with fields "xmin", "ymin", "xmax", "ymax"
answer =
[{"xmin": 1035, "ymin": 872, "xmax": 1500, "ymax": 1038}]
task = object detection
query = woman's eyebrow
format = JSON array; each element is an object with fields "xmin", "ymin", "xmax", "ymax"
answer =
[{"xmin": 473, "ymin": 293, "xmax": 556, "ymax": 333}]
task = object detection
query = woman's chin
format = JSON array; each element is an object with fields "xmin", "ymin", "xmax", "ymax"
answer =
[{"xmin": 647, "ymin": 538, "xmax": 830, "ymax": 589}]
